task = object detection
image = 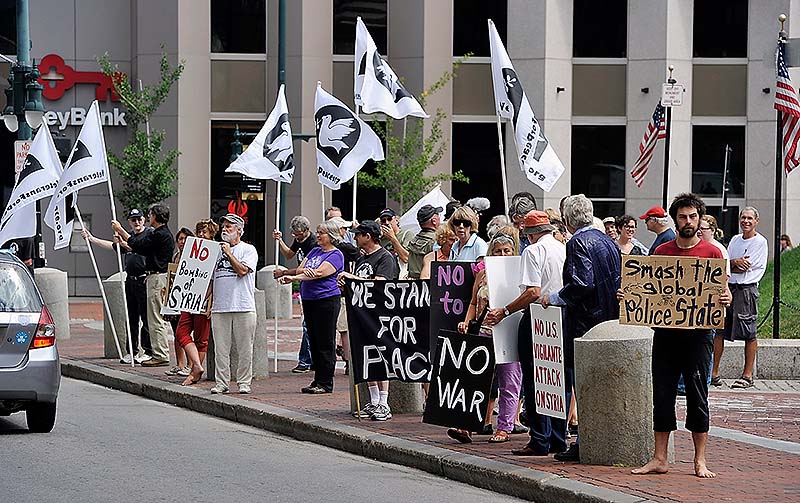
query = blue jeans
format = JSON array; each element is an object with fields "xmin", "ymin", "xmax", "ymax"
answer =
[
  {"xmin": 298, "ymin": 319, "xmax": 313, "ymax": 368},
  {"xmin": 677, "ymin": 329, "xmax": 715, "ymax": 394}
]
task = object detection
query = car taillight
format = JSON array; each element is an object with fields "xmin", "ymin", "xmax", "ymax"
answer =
[{"xmin": 31, "ymin": 305, "xmax": 56, "ymax": 349}]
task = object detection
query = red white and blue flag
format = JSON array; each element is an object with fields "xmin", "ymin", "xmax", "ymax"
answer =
[
  {"xmin": 630, "ymin": 101, "xmax": 666, "ymax": 187},
  {"xmin": 775, "ymin": 42, "xmax": 800, "ymax": 174}
]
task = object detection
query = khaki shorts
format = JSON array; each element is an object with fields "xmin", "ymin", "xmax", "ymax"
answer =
[{"xmin": 336, "ymin": 296, "xmax": 348, "ymax": 333}]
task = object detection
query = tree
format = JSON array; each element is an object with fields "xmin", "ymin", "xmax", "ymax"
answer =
[
  {"xmin": 358, "ymin": 56, "xmax": 471, "ymax": 213},
  {"xmin": 97, "ymin": 48, "xmax": 184, "ymax": 214}
]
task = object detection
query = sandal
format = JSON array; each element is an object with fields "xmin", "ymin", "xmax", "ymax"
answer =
[
  {"xmin": 447, "ymin": 428, "xmax": 472, "ymax": 444},
  {"xmin": 731, "ymin": 376, "xmax": 754, "ymax": 389},
  {"xmin": 710, "ymin": 375, "xmax": 723, "ymax": 387},
  {"xmin": 488, "ymin": 430, "xmax": 509, "ymax": 443}
]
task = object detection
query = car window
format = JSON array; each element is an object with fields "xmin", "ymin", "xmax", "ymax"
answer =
[{"xmin": 0, "ymin": 264, "xmax": 41, "ymax": 312}]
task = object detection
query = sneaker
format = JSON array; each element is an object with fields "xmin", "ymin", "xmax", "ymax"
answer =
[
  {"xmin": 292, "ymin": 364, "xmax": 311, "ymax": 373},
  {"xmin": 165, "ymin": 366, "xmax": 182, "ymax": 376},
  {"xmin": 301, "ymin": 385, "xmax": 332, "ymax": 394},
  {"xmin": 134, "ymin": 354, "xmax": 152, "ymax": 364},
  {"xmin": 353, "ymin": 402, "xmax": 378, "ymax": 419},
  {"xmin": 120, "ymin": 354, "xmax": 133, "ymax": 364},
  {"xmin": 177, "ymin": 367, "xmax": 191, "ymax": 377},
  {"xmin": 371, "ymin": 404, "xmax": 392, "ymax": 421},
  {"xmin": 554, "ymin": 442, "xmax": 580, "ymax": 462},
  {"xmin": 238, "ymin": 384, "xmax": 251, "ymax": 394},
  {"xmin": 210, "ymin": 385, "xmax": 229, "ymax": 394}
]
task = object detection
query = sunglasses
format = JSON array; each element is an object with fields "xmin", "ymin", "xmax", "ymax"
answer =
[{"xmin": 452, "ymin": 219, "xmax": 472, "ymax": 228}]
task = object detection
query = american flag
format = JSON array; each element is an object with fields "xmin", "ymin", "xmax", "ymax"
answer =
[
  {"xmin": 630, "ymin": 101, "xmax": 667, "ymax": 187},
  {"xmin": 775, "ymin": 42, "xmax": 800, "ymax": 174}
]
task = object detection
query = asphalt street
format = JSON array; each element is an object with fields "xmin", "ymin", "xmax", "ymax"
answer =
[{"xmin": 1, "ymin": 378, "xmax": 524, "ymax": 503}]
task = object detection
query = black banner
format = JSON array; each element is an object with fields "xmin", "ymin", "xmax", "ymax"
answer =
[
  {"xmin": 429, "ymin": 261, "xmax": 475, "ymax": 357},
  {"xmin": 423, "ymin": 329, "xmax": 495, "ymax": 433},
  {"xmin": 345, "ymin": 279, "xmax": 432, "ymax": 384}
]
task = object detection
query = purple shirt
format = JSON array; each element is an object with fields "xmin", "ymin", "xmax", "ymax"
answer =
[{"xmin": 299, "ymin": 247, "xmax": 345, "ymax": 300}]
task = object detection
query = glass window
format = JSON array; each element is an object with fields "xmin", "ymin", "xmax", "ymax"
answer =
[
  {"xmin": 0, "ymin": 263, "xmax": 41, "ymax": 312},
  {"xmin": 211, "ymin": 0, "xmax": 266, "ymax": 53},
  {"xmin": 573, "ymin": 0, "xmax": 627, "ymax": 58},
  {"xmin": 453, "ymin": 0, "xmax": 507, "ymax": 57},
  {"xmin": 705, "ymin": 205, "xmax": 740, "ymax": 247},
  {"xmin": 211, "ymin": 60, "xmax": 266, "ymax": 113},
  {"xmin": 692, "ymin": 126, "xmax": 745, "ymax": 198},
  {"xmin": 0, "ymin": 0, "xmax": 14, "ymax": 55},
  {"xmin": 334, "ymin": 0, "xmax": 387, "ymax": 55},
  {"xmin": 693, "ymin": 0, "xmax": 747, "ymax": 58},
  {"xmin": 571, "ymin": 125, "xmax": 626, "ymax": 202}
]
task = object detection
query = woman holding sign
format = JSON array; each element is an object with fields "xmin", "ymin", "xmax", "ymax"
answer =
[
  {"xmin": 279, "ymin": 220, "xmax": 344, "ymax": 394},
  {"xmin": 450, "ymin": 227, "xmax": 523, "ymax": 444}
]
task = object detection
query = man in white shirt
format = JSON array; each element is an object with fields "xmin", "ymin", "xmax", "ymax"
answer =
[
  {"xmin": 713, "ymin": 207, "xmax": 768, "ymax": 389},
  {"xmin": 485, "ymin": 210, "xmax": 566, "ymax": 456}
]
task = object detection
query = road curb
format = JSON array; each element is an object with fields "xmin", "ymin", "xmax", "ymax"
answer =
[{"xmin": 62, "ymin": 358, "xmax": 656, "ymax": 503}]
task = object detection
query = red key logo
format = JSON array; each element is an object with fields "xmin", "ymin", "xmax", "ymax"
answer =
[{"xmin": 37, "ymin": 54, "xmax": 123, "ymax": 102}]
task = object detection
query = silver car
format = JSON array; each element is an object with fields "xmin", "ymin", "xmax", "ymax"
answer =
[{"xmin": 0, "ymin": 251, "xmax": 60, "ymax": 432}]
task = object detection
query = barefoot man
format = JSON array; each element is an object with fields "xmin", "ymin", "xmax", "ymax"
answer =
[{"xmin": 627, "ymin": 193, "xmax": 731, "ymax": 478}]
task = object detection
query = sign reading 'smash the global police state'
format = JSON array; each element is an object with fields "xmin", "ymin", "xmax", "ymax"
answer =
[{"xmin": 619, "ymin": 256, "xmax": 727, "ymax": 330}]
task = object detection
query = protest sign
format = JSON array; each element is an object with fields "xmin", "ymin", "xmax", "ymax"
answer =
[
  {"xmin": 165, "ymin": 237, "xmax": 220, "ymax": 314},
  {"xmin": 429, "ymin": 261, "xmax": 475, "ymax": 357},
  {"xmin": 530, "ymin": 304, "xmax": 566, "ymax": 419},
  {"xmin": 423, "ymin": 329, "xmax": 495, "ymax": 432},
  {"xmin": 484, "ymin": 256, "xmax": 521, "ymax": 363},
  {"xmin": 160, "ymin": 263, "xmax": 180, "ymax": 316},
  {"xmin": 345, "ymin": 278, "xmax": 432, "ymax": 384},
  {"xmin": 619, "ymin": 255, "xmax": 727, "ymax": 329}
]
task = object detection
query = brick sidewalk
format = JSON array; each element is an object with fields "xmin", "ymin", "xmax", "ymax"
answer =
[{"xmin": 62, "ymin": 300, "xmax": 800, "ymax": 503}]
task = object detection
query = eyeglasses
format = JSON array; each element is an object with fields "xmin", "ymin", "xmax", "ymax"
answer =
[
  {"xmin": 452, "ymin": 219, "xmax": 472, "ymax": 228},
  {"xmin": 623, "ymin": 225, "xmax": 636, "ymax": 230},
  {"xmin": 699, "ymin": 227, "xmax": 712, "ymax": 232}
]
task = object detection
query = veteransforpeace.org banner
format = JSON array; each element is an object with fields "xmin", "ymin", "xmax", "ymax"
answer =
[
  {"xmin": 429, "ymin": 261, "xmax": 475, "ymax": 358},
  {"xmin": 619, "ymin": 255, "xmax": 728, "ymax": 330},
  {"xmin": 345, "ymin": 279, "xmax": 432, "ymax": 384},
  {"xmin": 530, "ymin": 304, "xmax": 566, "ymax": 420},
  {"xmin": 423, "ymin": 329, "xmax": 495, "ymax": 432},
  {"xmin": 165, "ymin": 237, "xmax": 221, "ymax": 315}
]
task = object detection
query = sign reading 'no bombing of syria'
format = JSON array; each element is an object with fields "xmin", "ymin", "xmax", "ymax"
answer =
[{"xmin": 619, "ymin": 256, "xmax": 728, "ymax": 330}]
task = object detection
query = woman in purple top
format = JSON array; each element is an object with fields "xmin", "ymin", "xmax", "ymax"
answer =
[{"xmin": 279, "ymin": 220, "xmax": 344, "ymax": 394}]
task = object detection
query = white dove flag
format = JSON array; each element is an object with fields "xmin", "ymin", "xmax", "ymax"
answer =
[
  {"xmin": 489, "ymin": 19, "xmax": 564, "ymax": 192},
  {"xmin": 399, "ymin": 185, "xmax": 450, "ymax": 234},
  {"xmin": 315, "ymin": 82, "xmax": 384, "ymax": 189},
  {"xmin": 354, "ymin": 17, "xmax": 428, "ymax": 119},
  {"xmin": 45, "ymin": 100, "xmax": 109, "ymax": 250},
  {"xmin": 226, "ymin": 84, "xmax": 295, "ymax": 183},
  {"xmin": 0, "ymin": 126, "xmax": 62, "ymax": 246}
]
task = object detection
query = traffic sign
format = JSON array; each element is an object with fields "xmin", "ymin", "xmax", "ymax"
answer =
[
  {"xmin": 14, "ymin": 140, "xmax": 32, "ymax": 174},
  {"xmin": 661, "ymin": 83, "xmax": 684, "ymax": 107}
]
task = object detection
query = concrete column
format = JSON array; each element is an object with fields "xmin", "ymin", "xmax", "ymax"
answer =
[
  {"xmin": 574, "ymin": 320, "xmax": 673, "ymax": 466},
  {"xmin": 34, "ymin": 268, "xmax": 70, "ymax": 341},
  {"xmin": 101, "ymin": 272, "xmax": 128, "ymax": 358},
  {"xmin": 256, "ymin": 265, "xmax": 293, "ymax": 319},
  {"xmin": 387, "ymin": 380, "xmax": 424, "ymax": 414}
]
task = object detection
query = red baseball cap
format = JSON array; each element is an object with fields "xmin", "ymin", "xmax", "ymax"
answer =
[
  {"xmin": 523, "ymin": 210, "xmax": 554, "ymax": 234},
  {"xmin": 639, "ymin": 206, "xmax": 667, "ymax": 220}
]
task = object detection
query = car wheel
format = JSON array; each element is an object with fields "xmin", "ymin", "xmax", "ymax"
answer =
[{"xmin": 26, "ymin": 401, "xmax": 57, "ymax": 433}]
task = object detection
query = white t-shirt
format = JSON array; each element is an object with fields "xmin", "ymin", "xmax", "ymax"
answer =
[
  {"xmin": 727, "ymin": 232, "xmax": 768, "ymax": 284},
  {"xmin": 519, "ymin": 233, "xmax": 565, "ymax": 295},
  {"xmin": 212, "ymin": 241, "xmax": 259, "ymax": 313},
  {"xmin": 710, "ymin": 239, "xmax": 731, "ymax": 276}
]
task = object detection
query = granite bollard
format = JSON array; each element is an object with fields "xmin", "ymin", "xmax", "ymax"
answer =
[
  {"xmin": 387, "ymin": 380, "xmax": 424, "ymax": 414},
  {"xmin": 257, "ymin": 265, "xmax": 293, "ymax": 319},
  {"xmin": 34, "ymin": 267, "xmax": 70, "ymax": 340},
  {"xmin": 101, "ymin": 272, "xmax": 128, "ymax": 358}
]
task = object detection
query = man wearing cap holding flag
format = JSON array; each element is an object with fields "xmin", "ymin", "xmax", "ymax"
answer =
[
  {"xmin": 406, "ymin": 204, "xmax": 442, "ymax": 280},
  {"xmin": 640, "ymin": 206, "xmax": 675, "ymax": 255},
  {"xmin": 379, "ymin": 208, "xmax": 413, "ymax": 274},
  {"xmin": 210, "ymin": 213, "xmax": 259, "ymax": 394}
]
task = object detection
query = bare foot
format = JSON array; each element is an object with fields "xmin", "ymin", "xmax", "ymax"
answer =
[
  {"xmin": 631, "ymin": 458, "xmax": 669, "ymax": 475},
  {"xmin": 181, "ymin": 366, "xmax": 204, "ymax": 386},
  {"xmin": 694, "ymin": 460, "xmax": 716, "ymax": 478}
]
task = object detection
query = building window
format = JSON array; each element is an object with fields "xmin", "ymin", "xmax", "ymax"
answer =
[
  {"xmin": 694, "ymin": 0, "xmax": 747, "ymax": 58},
  {"xmin": 334, "ymin": 0, "xmax": 387, "ymax": 55},
  {"xmin": 453, "ymin": 0, "xmax": 507, "ymax": 57},
  {"xmin": 0, "ymin": 0, "xmax": 14, "ymax": 55},
  {"xmin": 573, "ymin": 0, "xmax": 627, "ymax": 58},
  {"xmin": 571, "ymin": 125, "xmax": 626, "ymax": 218},
  {"xmin": 211, "ymin": 0, "xmax": 266, "ymax": 53},
  {"xmin": 692, "ymin": 125, "xmax": 745, "ymax": 199}
]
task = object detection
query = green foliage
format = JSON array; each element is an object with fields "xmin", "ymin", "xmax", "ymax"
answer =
[
  {"xmin": 757, "ymin": 247, "xmax": 800, "ymax": 338},
  {"xmin": 97, "ymin": 47, "xmax": 184, "ymax": 214},
  {"xmin": 358, "ymin": 55, "xmax": 472, "ymax": 212}
]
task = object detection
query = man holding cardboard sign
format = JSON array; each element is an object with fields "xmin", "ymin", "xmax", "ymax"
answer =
[{"xmin": 622, "ymin": 193, "xmax": 731, "ymax": 479}]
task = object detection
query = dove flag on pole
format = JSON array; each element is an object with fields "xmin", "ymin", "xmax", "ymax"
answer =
[
  {"xmin": 226, "ymin": 84, "xmax": 295, "ymax": 183},
  {"xmin": 45, "ymin": 100, "xmax": 109, "ymax": 250},
  {"xmin": 488, "ymin": 19, "xmax": 564, "ymax": 192},
  {"xmin": 398, "ymin": 184, "xmax": 450, "ymax": 234},
  {"xmin": 315, "ymin": 82, "xmax": 384, "ymax": 190},
  {"xmin": 354, "ymin": 17, "xmax": 428, "ymax": 119}
]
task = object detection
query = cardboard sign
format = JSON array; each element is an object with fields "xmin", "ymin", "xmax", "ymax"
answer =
[
  {"xmin": 423, "ymin": 329, "xmax": 495, "ymax": 432},
  {"xmin": 619, "ymin": 255, "xmax": 727, "ymax": 329},
  {"xmin": 484, "ymin": 256, "xmax": 521, "ymax": 363},
  {"xmin": 530, "ymin": 304, "xmax": 566, "ymax": 419},
  {"xmin": 429, "ymin": 261, "xmax": 475, "ymax": 358},
  {"xmin": 166, "ymin": 237, "xmax": 221, "ymax": 314},
  {"xmin": 345, "ymin": 279, "xmax": 432, "ymax": 384},
  {"xmin": 160, "ymin": 263, "xmax": 180, "ymax": 316}
]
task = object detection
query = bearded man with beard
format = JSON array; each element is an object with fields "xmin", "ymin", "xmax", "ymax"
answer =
[{"xmin": 209, "ymin": 213, "xmax": 259, "ymax": 395}]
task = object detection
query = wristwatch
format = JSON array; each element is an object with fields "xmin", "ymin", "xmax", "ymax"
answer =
[{"xmin": 503, "ymin": 306, "xmax": 511, "ymax": 317}]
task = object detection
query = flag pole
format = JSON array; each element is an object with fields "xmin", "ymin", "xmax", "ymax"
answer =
[
  {"xmin": 75, "ymin": 206, "xmax": 124, "ymax": 361},
  {"xmin": 352, "ymin": 104, "xmax": 361, "ymax": 221},
  {"xmin": 773, "ymin": 16, "xmax": 787, "ymax": 339},
  {"xmin": 274, "ymin": 180, "xmax": 282, "ymax": 372},
  {"xmin": 495, "ymin": 115, "xmax": 510, "ymax": 215},
  {"xmin": 661, "ymin": 66, "xmax": 676, "ymax": 210}
]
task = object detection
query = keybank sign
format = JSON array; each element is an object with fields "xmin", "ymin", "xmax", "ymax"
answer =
[{"xmin": 37, "ymin": 54, "xmax": 127, "ymax": 129}]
